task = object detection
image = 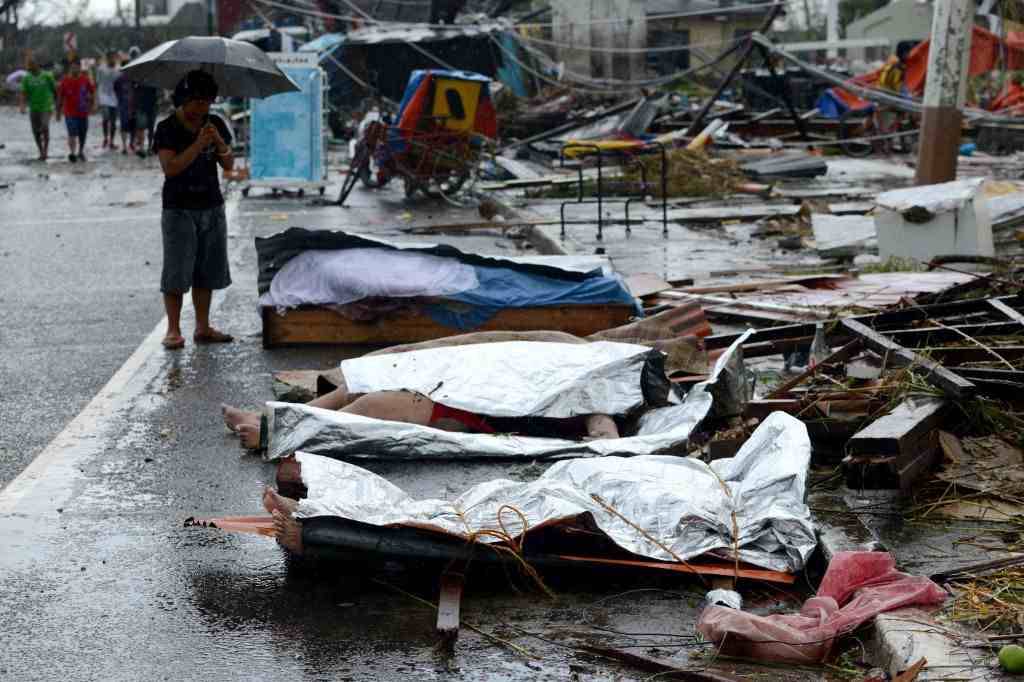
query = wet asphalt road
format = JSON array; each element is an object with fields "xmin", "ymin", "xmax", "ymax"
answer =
[{"xmin": 0, "ymin": 106, "xmax": 818, "ymax": 681}]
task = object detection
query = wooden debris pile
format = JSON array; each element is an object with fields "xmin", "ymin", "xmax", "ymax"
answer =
[{"xmin": 621, "ymin": 148, "xmax": 746, "ymax": 198}]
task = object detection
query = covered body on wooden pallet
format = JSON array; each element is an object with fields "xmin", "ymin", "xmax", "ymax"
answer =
[
  {"xmin": 238, "ymin": 329, "xmax": 751, "ymax": 463},
  {"xmin": 255, "ymin": 228, "xmax": 650, "ymax": 347},
  {"xmin": 191, "ymin": 410, "xmax": 815, "ymax": 583}
]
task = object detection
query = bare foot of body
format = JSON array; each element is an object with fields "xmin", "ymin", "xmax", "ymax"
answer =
[
  {"xmin": 222, "ymin": 404, "xmax": 259, "ymax": 433},
  {"xmin": 272, "ymin": 510, "xmax": 303, "ymax": 555},
  {"xmin": 238, "ymin": 423, "xmax": 261, "ymax": 449},
  {"xmin": 262, "ymin": 486, "xmax": 298, "ymax": 515}
]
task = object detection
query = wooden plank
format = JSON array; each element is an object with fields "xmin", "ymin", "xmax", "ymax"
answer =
[
  {"xmin": 776, "ymin": 186, "xmax": 875, "ymax": 199},
  {"xmin": 262, "ymin": 304, "xmax": 635, "ymax": 347},
  {"xmin": 828, "ymin": 201, "xmax": 876, "ymax": 214},
  {"xmin": 847, "ymin": 397, "xmax": 949, "ymax": 456},
  {"xmin": 624, "ymin": 273, "xmax": 673, "ymax": 298},
  {"xmin": 953, "ymin": 367, "xmax": 1024, "ymax": 383},
  {"xmin": 705, "ymin": 294, "xmax": 1024, "ymax": 350},
  {"xmin": 744, "ymin": 399, "xmax": 803, "ymax": 419},
  {"xmin": 842, "ymin": 319, "xmax": 975, "ymax": 399},
  {"xmin": 766, "ymin": 339, "xmax": 862, "ymax": 398},
  {"xmin": 578, "ymin": 645, "xmax": 744, "ymax": 682},
  {"xmin": 552, "ymin": 554, "xmax": 796, "ymax": 584},
  {"xmin": 660, "ymin": 291, "xmax": 829, "ymax": 318},
  {"xmin": 922, "ymin": 345, "xmax": 1024, "ymax": 364},
  {"xmin": 672, "ymin": 274, "xmax": 848, "ymax": 295},
  {"xmin": 886, "ymin": 321, "xmax": 1023, "ymax": 347},
  {"xmin": 436, "ymin": 571, "xmax": 464, "ymax": 655},
  {"xmin": 989, "ymin": 298, "xmax": 1024, "ymax": 325},
  {"xmin": 658, "ymin": 204, "xmax": 801, "ymax": 222}
]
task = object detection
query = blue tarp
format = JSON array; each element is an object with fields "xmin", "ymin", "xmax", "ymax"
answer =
[
  {"xmin": 815, "ymin": 89, "xmax": 874, "ymax": 120},
  {"xmin": 425, "ymin": 265, "xmax": 638, "ymax": 330}
]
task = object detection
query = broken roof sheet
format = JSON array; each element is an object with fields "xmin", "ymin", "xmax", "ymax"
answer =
[{"xmin": 344, "ymin": 20, "xmax": 512, "ymax": 45}]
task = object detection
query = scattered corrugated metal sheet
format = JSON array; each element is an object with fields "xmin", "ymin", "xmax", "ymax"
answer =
[
  {"xmin": 652, "ymin": 272, "xmax": 979, "ymax": 325},
  {"xmin": 344, "ymin": 20, "xmax": 512, "ymax": 45}
]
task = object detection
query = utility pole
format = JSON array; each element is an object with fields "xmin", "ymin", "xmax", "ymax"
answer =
[
  {"xmin": 134, "ymin": 0, "xmax": 140, "ymax": 29},
  {"xmin": 914, "ymin": 0, "xmax": 975, "ymax": 185},
  {"xmin": 207, "ymin": 0, "xmax": 215, "ymax": 35},
  {"xmin": 826, "ymin": 0, "xmax": 839, "ymax": 59}
]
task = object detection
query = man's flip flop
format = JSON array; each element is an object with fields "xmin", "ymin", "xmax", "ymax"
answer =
[
  {"xmin": 162, "ymin": 336, "xmax": 185, "ymax": 349},
  {"xmin": 194, "ymin": 330, "xmax": 234, "ymax": 344}
]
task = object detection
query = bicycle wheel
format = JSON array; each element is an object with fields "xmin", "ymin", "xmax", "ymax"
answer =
[{"xmin": 838, "ymin": 109, "xmax": 875, "ymax": 158}]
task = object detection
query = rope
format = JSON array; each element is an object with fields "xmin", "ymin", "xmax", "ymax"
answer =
[
  {"xmin": 519, "ymin": 1, "xmax": 787, "ymax": 29},
  {"xmin": 248, "ymin": 0, "xmax": 785, "ymax": 31},
  {"xmin": 487, "ymin": 35, "xmax": 634, "ymax": 94},
  {"xmin": 334, "ymin": 0, "xmax": 459, "ymax": 70},
  {"xmin": 516, "ymin": 32, "xmax": 742, "ymax": 55},
  {"xmin": 780, "ymin": 127, "xmax": 921, "ymax": 148}
]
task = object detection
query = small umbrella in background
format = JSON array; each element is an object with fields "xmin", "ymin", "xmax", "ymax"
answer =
[
  {"xmin": 6, "ymin": 69, "xmax": 27, "ymax": 92},
  {"xmin": 120, "ymin": 36, "xmax": 300, "ymax": 98}
]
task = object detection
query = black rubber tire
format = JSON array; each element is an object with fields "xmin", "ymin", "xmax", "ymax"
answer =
[{"xmin": 838, "ymin": 109, "xmax": 875, "ymax": 158}]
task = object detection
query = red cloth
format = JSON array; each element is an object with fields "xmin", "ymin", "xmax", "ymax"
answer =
[
  {"xmin": 990, "ymin": 81, "xmax": 1024, "ymax": 113},
  {"xmin": 834, "ymin": 25, "xmax": 1017, "ymax": 109},
  {"xmin": 429, "ymin": 402, "xmax": 495, "ymax": 434},
  {"xmin": 57, "ymin": 74, "xmax": 95, "ymax": 118},
  {"xmin": 696, "ymin": 551, "xmax": 947, "ymax": 664}
]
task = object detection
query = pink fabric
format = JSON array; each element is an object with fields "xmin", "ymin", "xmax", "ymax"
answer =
[{"xmin": 696, "ymin": 551, "xmax": 947, "ymax": 663}]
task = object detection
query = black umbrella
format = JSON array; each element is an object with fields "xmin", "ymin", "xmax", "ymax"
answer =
[{"xmin": 121, "ymin": 36, "xmax": 300, "ymax": 98}]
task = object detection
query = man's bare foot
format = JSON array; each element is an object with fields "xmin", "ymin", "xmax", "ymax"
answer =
[
  {"xmin": 262, "ymin": 486, "xmax": 298, "ymax": 515},
  {"xmin": 222, "ymin": 404, "xmax": 259, "ymax": 433},
  {"xmin": 272, "ymin": 510, "xmax": 303, "ymax": 555},
  {"xmin": 162, "ymin": 334, "xmax": 185, "ymax": 350},
  {"xmin": 238, "ymin": 423, "xmax": 262, "ymax": 449}
]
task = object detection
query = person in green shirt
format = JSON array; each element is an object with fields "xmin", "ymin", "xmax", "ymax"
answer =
[{"xmin": 19, "ymin": 56, "xmax": 57, "ymax": 162}]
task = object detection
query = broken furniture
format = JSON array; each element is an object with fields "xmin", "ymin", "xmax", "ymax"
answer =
[{"xmin": 557, "ymin": 140, "xmax": 669, "ymax": 241}]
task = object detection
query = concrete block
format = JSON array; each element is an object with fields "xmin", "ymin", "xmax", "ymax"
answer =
[
  {"xmin": 809, "ymin": 490, "xmax": 884, "ymax": 562},
  {"xmin": 875, "ymin": 179, "xmax": 993, "ymax": 265},
  {"xmin": 872, "ymin": 608, "xmax": 999, "ymax": 681}
]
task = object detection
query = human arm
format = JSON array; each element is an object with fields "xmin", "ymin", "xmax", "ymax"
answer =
[
  {"xmin": 208, "ymin": 118, "xmax": 234, "ymax": 171},
  {"xmin": 18, "ymin": 88, "xmax": 26, "ymax": 114},
  {"xmin": 89, "ymin": 80, "xmax": 97, "ymax": 114},
  {"xmin": 156, "ymin": 124, "xmax": 217, "ymax": 178},
  {"xmin": 54, "ymin": 80, "xmax": 62, "ymax": 120},
  {"xmin": 584, "ymin": 414, "xmax": 619, "ymax": 440}
]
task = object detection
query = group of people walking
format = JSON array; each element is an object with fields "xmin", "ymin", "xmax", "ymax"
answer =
[{"xmin": 19, "ymin": 48, "xmax": 160, "ymax": 163}]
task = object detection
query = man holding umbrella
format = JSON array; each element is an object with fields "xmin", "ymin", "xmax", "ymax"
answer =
[
  {"xmin": 153, "ymin": 70, "xmax": 235, "ymax": 349},
  {"xmin": 121, "ymin": 36, "xmax": 299, "ymax": 350}
]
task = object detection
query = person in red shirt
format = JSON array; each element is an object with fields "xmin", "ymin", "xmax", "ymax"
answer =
[{"xmin": 55, "ymin": 57, "xmax": 96, "ymax": 163}]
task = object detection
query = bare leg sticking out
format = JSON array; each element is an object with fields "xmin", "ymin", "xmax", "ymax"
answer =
[
  {"xmin": 262, "ymin": 486, "xmax": 298, "ymax": 515},
  {"xmin": 223, "ymin": 382, "xmax": 359, "ymax": 443},
  {"xmin": 272, "ymin": 510, "xmax": 303, "ymax": 555}
]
